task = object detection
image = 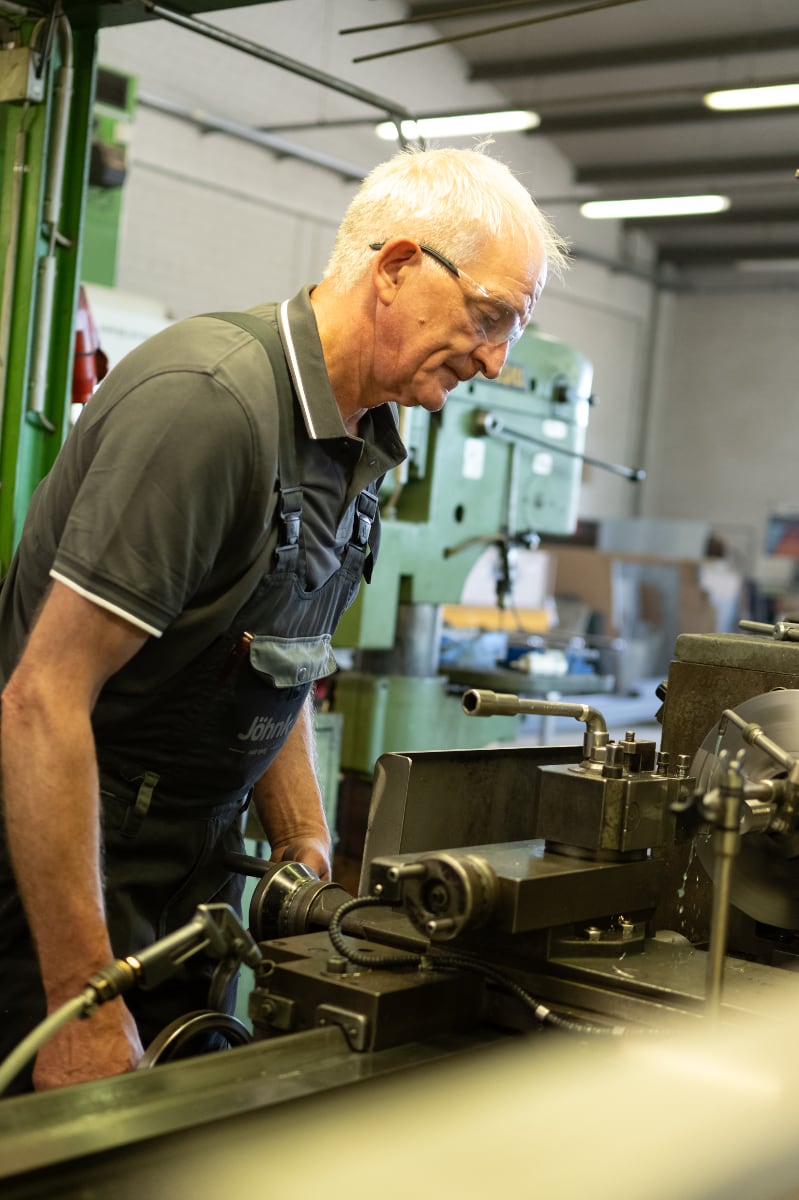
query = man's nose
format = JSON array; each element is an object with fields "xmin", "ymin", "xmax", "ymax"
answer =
[{"xmin": 474, "ymin": 340, "xmax": 509, "ymax": 379}]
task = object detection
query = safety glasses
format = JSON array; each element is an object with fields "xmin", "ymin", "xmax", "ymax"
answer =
[{"xmin": 369, "ymin": 240, "xmax": 526, "ymax": 348}]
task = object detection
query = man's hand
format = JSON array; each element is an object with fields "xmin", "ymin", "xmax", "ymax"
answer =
[
  {"xmin": 33, "ymin": 998, "xmax": 144, "ymax": 1091},
  {"xmin": 270, "ymin": 834, "xmax": 333, "ymax": 882}
]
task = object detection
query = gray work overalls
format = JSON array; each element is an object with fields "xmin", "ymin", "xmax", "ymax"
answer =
[{"xmin": 0, "ymin": 315, "xmax": 379, "ymax": 1087}]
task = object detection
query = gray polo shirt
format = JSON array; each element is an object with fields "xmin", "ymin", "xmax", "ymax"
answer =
[{"xmin": 0, "ymin": 286, "xmax": 406, "ymax": 692}]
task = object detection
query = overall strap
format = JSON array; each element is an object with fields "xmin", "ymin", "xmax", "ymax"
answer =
[
  {"xmin": 204, "ymin": 311, "xmax": 381, "ymax": 585},
  {"xmin": 205, "ymin": 312, "xmax": 302, "ymax": 573},
  {"xmin": 342, "ymin": 486, "xmax": 380, "ymax": 583}
]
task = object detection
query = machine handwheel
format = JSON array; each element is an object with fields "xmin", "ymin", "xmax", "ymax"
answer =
[{"xmin": 137, "ymin": 1009, "xmax": 252, "ymax": 1068}]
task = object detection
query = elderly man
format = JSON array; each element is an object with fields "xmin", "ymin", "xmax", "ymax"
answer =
[{"xmin": 0, "ymin": 145, "xmax": 565, "ymax": 1092}]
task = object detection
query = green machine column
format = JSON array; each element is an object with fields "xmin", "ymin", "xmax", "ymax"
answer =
[
  {"xmin": 0, "ymin": 12, "xmax": 98, "ymax": 571},
  {"xmin": 333, "ymin": 328, "xmax": 595, "ymax": 777}
]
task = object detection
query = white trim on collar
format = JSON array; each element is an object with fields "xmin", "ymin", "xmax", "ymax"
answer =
[{"xmin": 278, "ymin": 299, "xmax": 317, "ymax": 438}]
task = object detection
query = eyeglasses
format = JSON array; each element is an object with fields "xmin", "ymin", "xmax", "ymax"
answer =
[{"xmin": 369, "ymin": 240, "xmax": 526, "ymax": 348}]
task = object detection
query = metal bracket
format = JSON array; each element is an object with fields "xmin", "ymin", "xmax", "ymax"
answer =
[
  {"xmin": 249, "ymin": 991, "xmax": 296, "ymax": 1032},
  {"xmin": 0, "ymin": 48, "xmax": 45, "ymax": 104},
  {"xmin": 315, "ymin": 1004, "xmax": 369, "ymax": 1051}
]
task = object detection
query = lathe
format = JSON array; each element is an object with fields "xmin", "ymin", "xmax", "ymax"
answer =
[{"xmin": 5, "ymin": 625, "xmax": 799, "ymax": 1198}]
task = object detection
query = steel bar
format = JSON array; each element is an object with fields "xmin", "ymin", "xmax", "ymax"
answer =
[
  {"xmin": 137, "ymin": 91, "xmax": 366, "ymax": 181},
  {"xmin": 341, "ymin": 0, "xmax": 586, "ymax": 35},
  {"xmin": 351, "ymin": 0, "xmax": 646, "ymax": 63},
  {"xmin": 143, "ymin": 1, "xmax": 414, "ymax": 122}
]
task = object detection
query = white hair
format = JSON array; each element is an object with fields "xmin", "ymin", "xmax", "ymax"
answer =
[{"xmin": 323, "ymin": 144, "xmax": 568, "ymax": 291}]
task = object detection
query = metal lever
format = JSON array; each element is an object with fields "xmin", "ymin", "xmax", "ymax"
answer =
[
  {"xmin": 739, "ymin": 619, "xmax": 799, "ymax": 643},
  {"xmin": 719, "ymin": 707, "xmax": 799, "ymax": 773},
  {"xmin": 86, "ymin": 903, "xmax": 263, "ymax": 1004},
  {"xmin": 474, "ymin": 408, "xmax": 646, "ymax": 483},
  {"xmin": 462, "ymin": 688, "xmax": 609, "ymax": 760},
  {"xmin": 705, "ymin": 752, "xmax": 745, "ymax": 1018}
]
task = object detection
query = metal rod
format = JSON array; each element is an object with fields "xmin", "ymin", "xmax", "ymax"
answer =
[
  {"xmin": 739, "ymin": 619, "xmax": 799, "ymax": 642},
  {"xmin": 27, "ymin": 13, "xmax": 73, "ymax": 432},
  {"xmin": 721, "ymin": 708, "xmax": 797, "ymax": 772},
  {"xmin": 484, "ymin": 417, "xmax": 645, "ymax": 482},
  {"xmin": 137, "ymin": 90, "xmax": 367, "ymax": 182},
  {"xmin": 462, "ymin": 688, "xmax": 607, "ymax": 734},
  {"xmin": 705, "ymin": 835, "xmax": 735, "ymax": 1017},
  {"xmin": 351, "ymin": 0, "xmax": 647, "ymax": 64},
  {"xmin": 341, "ymin": 0, "xmax": 584, "ymax": 35},
  {"xmin": 143, "ymin": 0, "xmax": 415, "ymax": 122},
  {"xmin": 705, "ymin": 759, "xmax": 743, "ymax": 1018},
  {"xmin": 0, "ymin": 120, "xmax": 29, "ymax": 444}
]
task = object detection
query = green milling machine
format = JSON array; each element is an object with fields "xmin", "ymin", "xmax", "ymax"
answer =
[{"xmin": 331, "ymin": 328, "xmax": 596, "ymax": 836}]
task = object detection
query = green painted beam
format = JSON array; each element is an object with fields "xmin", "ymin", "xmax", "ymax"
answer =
[{"xmin": 0, "ymin": 20, "xmax": 98, "ymax": 570}]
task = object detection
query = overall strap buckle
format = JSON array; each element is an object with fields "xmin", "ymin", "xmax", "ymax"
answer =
[
  {"xmin": 275, "ymin": 485, "xmax": 303, "ymax": 571},
  {"xmin": 279, "ymin": 485, "xmax": 303, "ymax": 545},
  {"xmin": 352, "ymin": 490, "xmax": 378, "ymax": 547},
  {"xmin": 121, "ymin": 770, "xmax": 159, "ymax": 838},
  {"xmin": 342, "ymin": 488, "xmax": 381, "ymax": 582}
]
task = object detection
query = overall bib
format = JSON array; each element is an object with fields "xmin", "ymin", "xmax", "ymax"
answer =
[{"xmin": 0, "ymin": 314, "xmax": 379, "ymax": 1085}]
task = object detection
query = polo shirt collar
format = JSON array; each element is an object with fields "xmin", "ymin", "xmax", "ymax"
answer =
[
  {"xmin": 277, "ymin": 285, "xmax": 406, "ymax": 473},
  {"xmin": 277, "ymin": 286, "xmax": 343, "ymax": 440}
]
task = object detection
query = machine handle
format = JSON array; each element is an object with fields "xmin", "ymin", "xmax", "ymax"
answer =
[
  {"xmin": 475, "ymin": 409, "xmax": 645, "ymax": 482},
  {"xmin": 462, "ymin": 687, "xmax": 607, "ymax": 732}
]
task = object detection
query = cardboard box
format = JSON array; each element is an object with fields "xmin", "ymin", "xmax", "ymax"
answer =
[{"xmin": 549, "ymin": 546, "xmax": 742, "ymax": 679}]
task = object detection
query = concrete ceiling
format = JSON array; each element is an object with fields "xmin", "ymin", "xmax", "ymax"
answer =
[
  {"xmin": 363, "ymin": 0, "xmax": 799, "ymax": 286},
  {"xmin": 64, "ymin": 0, "xmax": 799, "ymax": 287}
]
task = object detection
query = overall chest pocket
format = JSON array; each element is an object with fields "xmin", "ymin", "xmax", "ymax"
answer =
[{"xmin": 249, "ymin": 632, "xmax": 338, "ymax": 686}]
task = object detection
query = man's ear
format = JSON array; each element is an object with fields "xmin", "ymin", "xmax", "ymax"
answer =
[{"xmin": 371, "ymin": 239, "xmax": 422, "ymax": 305}]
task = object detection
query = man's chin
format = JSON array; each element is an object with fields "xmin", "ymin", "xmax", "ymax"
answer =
[
  {"xmin": 421, "ymin": 387, "xmax": 451, "ymax": 412},
  {"xmin": 397, "ymin": 385, "xmax": 451, "ymax": 412}
]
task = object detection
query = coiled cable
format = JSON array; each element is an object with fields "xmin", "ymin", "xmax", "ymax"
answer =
[
  {"xmin": 328, "ymin": 895, "xmax": 423, "ymax": 968},
  {"xmin": 328, "ymin": 898, "xmax": 630, "ymax": 1036}
]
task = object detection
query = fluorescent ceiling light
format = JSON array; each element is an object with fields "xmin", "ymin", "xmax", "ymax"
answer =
[
  {"xmin": 581, "ymin": 195, "xmax": 731, "ymax": 219},
  {"xmin": 737, "ymin": 258, "xmax": 799, "ymax": 273},
  {"xmin": 376, "ymin": 111, "xmax": 540, "ymax": 140},
  {"xmin": 704, "ymin": 83, "xmax": 799, "ymax": 110}
]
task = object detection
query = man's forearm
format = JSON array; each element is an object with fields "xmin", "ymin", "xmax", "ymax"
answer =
[
  {"xmin": 1, "ymin": 582, "xmax": 149, "ymax": 1087},
  {"xmin": 252, "ymin": 699, "xmax": 333, "ymax": 879},
  {"xmin": 2, "ymin": 684, "xmax": 144, "ymax": 1090},
  {"xmin": 2, "ymin": 687, "xmax": 113, "ymax": 1004}
]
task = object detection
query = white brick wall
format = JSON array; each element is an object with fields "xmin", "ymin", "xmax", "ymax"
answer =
[{"xmin": 642, "ymin": 290, "xmax": 799, "ymax": 549}]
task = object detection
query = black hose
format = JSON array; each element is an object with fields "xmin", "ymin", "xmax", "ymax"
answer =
[
  {"xmin": 328, "ymin": 896, "xmax": 422, "ymax": 968},
  {"xmin": 434, "ymin": 952, "xmax": 627, "ymax": 1037}
]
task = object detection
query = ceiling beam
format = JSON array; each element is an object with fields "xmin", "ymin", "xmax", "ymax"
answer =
[
  {"xmin": 469, "ymin": 29, "xmax": 799, "ymax": 80},
  {"xmin": 537, "ymin": 104, "xmax": 797, "ymax": 135},
  {"xmin": 659, "ymin": 242, "xmax": 799, "ymax": 266},
  {"xmin": 521, "ymin": 73, "xmax": 799, "ymax": 111},
  {"xmin": 576, "ymin": 156, "xmax": 797, "ymax": 184},
  {"xmin": 629, "ymin": 207, "xmax": 799, "ymax": 233},
  {"xmin": 257, "ymin": 87, "xmax": 799, "ymax": 135},
  {"xmin": 408, "ymin": 0, "xmax": 591, "ymax": 15}
]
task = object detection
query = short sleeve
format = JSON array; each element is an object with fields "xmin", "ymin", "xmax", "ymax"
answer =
[{"xmin": 51, "ymin": 368, "xmax": 263, "ymax": 633}]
